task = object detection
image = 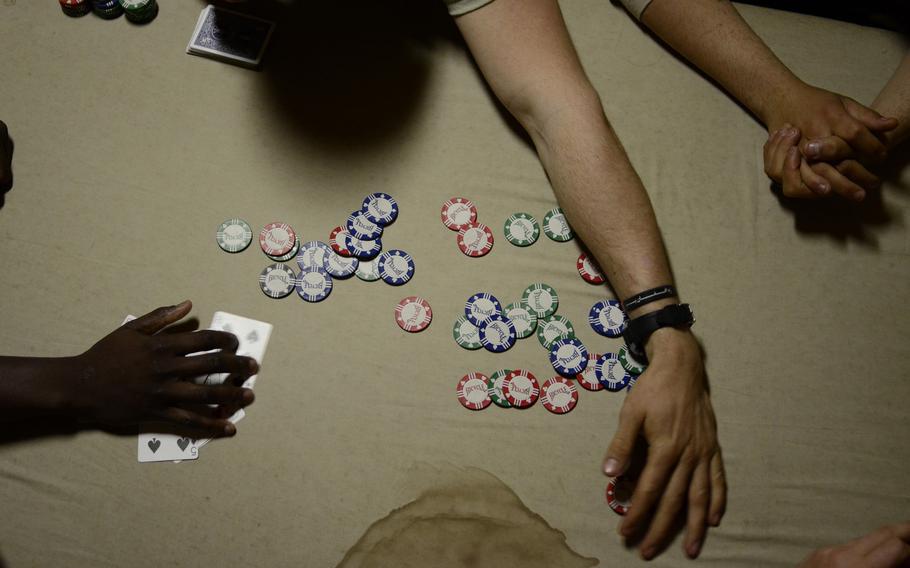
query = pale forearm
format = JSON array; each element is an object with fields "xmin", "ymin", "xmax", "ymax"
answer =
[{"xmin": 872, "ymin": 52, "xmax": 910, "ymax": 148}]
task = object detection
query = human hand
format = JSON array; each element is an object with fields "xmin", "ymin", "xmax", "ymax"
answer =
[
  {"xmin": 70, "ymin": 301, "xmax": 258, "ymax": 437},
  {"xmin": 603, "ymin": 329, "xmax": 726, "ymax": 560},
  {"xmin": 798, "ymin": 522, "xmax": 910, "ymax": 568},
  {"xmin": 0, "ymin": 120, "xmax": 12, "ymax": 194}
]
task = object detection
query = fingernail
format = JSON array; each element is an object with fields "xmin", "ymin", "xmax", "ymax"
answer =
[
  {"xmin": 853, "ymin": 190, "xmax": 866, "ymax": 202},
  {"xmin": 224, "ymin": 423, "xmax": 236, "ymax": 436},
  {"xmin": 248, "ymin": 359, "xmax": 259, "ymax": 372},
  {"xmin": 806, "ymin": 141, "xmax": 820, "ymax": 157},
  {"xmin": 604, "ymin": 458, "xmax": 621, "ymax": 476},
  {"xmin": 816, "ymin": 182, "xmax": 830, "ymax": 194},
  {"xmin": 642, "ymin": 547, "xmax": 656, "ymax": 560},
  {"xmin": 786, "ymin": 128, "xmax": 798, "ymax": 137},
  {"xmin": 688, "ymin": 540, "xmax": 701, "ymax": 558},
  {"xmin": 710, "ymin": 513, "xmax": 721, "ymax": 526},
  {"xmin": 242, "ymin": 389, "xmax": 255, "ymax": 405}
]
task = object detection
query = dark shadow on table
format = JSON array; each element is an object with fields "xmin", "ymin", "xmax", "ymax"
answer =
[{"xmin": 0, "ymin": 122, "xmax": 13, "ymax": 211}]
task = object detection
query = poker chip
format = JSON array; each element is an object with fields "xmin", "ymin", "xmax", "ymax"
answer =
[
  {"xmin": 618, "ymin": 345, "xmax": 647, "ymax": 375},
  {"xmin": 457, "ymin": 372, "xmax": 492, "ymax": 411},
  {"xmin": 259, "ymin": 222, "xmax": 297, "ymax": 257},
  {"xmin": 60, "ymin": 0, "xmax": 91, "ymax": 17},
  {"xmin": 457, "ymin": 222, "xmax": 494, "ymax": 257},
  {"xmin": 440, "ymin": 197, "xmax": 478, "ymax": 231},
  {"xmin": 487, "ymin": 369, "xmax": 513, "ymax": 408},
  {"xmin": 395, "ymin": 296, "xmax": 432, "ymax": 333},
  {"xmin": 296, "ymin": 240, "xmax": 332, "ymax": 271},
  {"xmin": 576, "ymin": 353, "xmax": 605, "ymax": 391},
  {"xmin": 543, "ymin": 208, "xmax": 573, "ymax": 242},
  {"xmin": 504, "ymin": 302, "xmax": 537, "ymax": 339},
  {"xmin": 588, "ymin": 300, "xmax": 627, "ymax": 338},
  {"xmin": 362, "ymin": 192, "xmax": 399, "ymax": 226},
  {"xmin": 355, "ymin": 259, "xmax": 381, "ymax": 282},
  {"xmin": 346, "ymin": 210, "xmax": 384, "ymax": 241},
  {"xmin": 216, "ymin": 218, "xmax": 253, "ymax": 253},
  {"xmin": 606, "ymin": 477, "xmax": 633, "ymax": 516},
  {"xmin": 536, "ymin": 315, "xmax": 575, "ymax": 349},
  {"xmin": 296, "ymin": 268, "xmax": 333, "ymax": 302},
  {"xmin": 478, "ymin": 315, "xmax": 517, "ymax": 353},
  {"xmin": 92, "ymin": 0, "xmax": 123, "ymax": 18},
  {"xmin": 341, "ymin": 232, "xmax": 383, "ymax": 260},
  {"xmin": 258, "ymin": 263, "xmax": 296, "ymax": 299},
  {"xmin": 521, "ymin": 283, "xmax": 558, "ymax": 318},
  {"xmin": 118, "ymin": 0, "xmax": 157, "ymax": 22},
  {"xmin": 324, "ymin": 251, "xmax": 358, "ymax": 279},
  {"xmin": 549, "ymin": 337, "xmax": 589, "ymax": 377},
  {"xmin": 626, "ymin": 376, "xmax": 638, "ymax": 391},
  {"xmin": 540, "ymin": 377, "xmax": 579, "ymax": 415},
  {"xmin": 378, "ymin": 249, "xmax": 415, "ymax": 285},
  {"xmin": 577, "ymin": 252, "xmax": 606, "ymax": 284},
  {"xmin": 265, "ymin": 237, "xmax": 300, "ymax": 263},
  {"xmin": 503, "ymin": 212, "xmax": 540, "ymax": 247},
  {"xmin": 329, "ymin": 226, "xmax": 354, "ymax": 257},
  {"xmin": 502, "ymin": 369, "xmax": 540, "ymax": 409},
  {"xmin": 464, "ymin": 293, "xmax": 502, "ymax": 326},
  {"xmin": 594, "ymin": 353, "xmax": 631, "ymax": 392},
  {"xmin": 452, "ymin": 316, "xmax": 482, "ymax": 350}
]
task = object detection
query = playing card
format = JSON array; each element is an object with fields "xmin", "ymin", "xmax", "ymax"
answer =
[
  {"xmin": 138, "ymin": 434, "xmax": 200, "ymax": 463},
  {"xmin": 186, "ymin": 5, "xmax": 275, "ymax": 69}
]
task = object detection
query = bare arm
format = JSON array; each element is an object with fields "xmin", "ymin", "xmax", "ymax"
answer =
[
  {"xmin": 455, "ymin": 0, "xmax": 725, "ymax": 560},
  {"xmin": 872, "ymin": 52, "xmax": 910, "ymax": 148}
]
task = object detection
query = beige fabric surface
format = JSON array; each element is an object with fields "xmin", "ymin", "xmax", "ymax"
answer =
[{"xmin": 1, "ymin": 1, "xmax": 908, "ymax": 567}]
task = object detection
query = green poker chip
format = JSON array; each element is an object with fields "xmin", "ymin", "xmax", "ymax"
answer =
[
  {"xmin": 487, "ymin": 369, "xmax": 513, "ymax": 408},
  {"xmin": 543, "ymin": 208, "xmax": 574, "ymax": 242},
  {"xmin": 453, "ymin": 316, "xmax": 482, "ymax": 350},
  {"xmin": 355, "ymin": 259, "xmax": 380, "ymax": 282},
  {"xmin": 216, "ymin": 218, "xmax": 253, "ymax": 253},
  {"xmin": 537, "ymin": 315, "xmax": 575, "ymax": 349},
  {"xmin": 503, "ymin": 212, "xmax": 540, "ymax": 247},
  {"xmin": 618, "ymin": 345, "xmax": 647, "ymax": 375},
  {"xmin": 504, "ymin": 302, "xmax": 537, "ymax": 339},
  {"xmin": 521, "ymin": 283, "xmax": 559, "ymax": 318}
]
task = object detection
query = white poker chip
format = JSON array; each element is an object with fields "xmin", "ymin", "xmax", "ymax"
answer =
[
  {"xmin": 464, "ymin": 292, "xmax": 502, "ymax": 326},
  {"xmin": 457, "ymin": 372, "xmax": 492, "ymax": 410},
  {"xmin": 478, "ymin": 315, "xmax": 517, "ymax": 353},
  {"xmin": 504, "ymin": 302, "xmax": 537, "ymax": 339},
  {"xmin": 296, "ymin": 268, "xmax": 333, "ymax": 302},
  {"xmin": 296, "ymin": 240, "xmax": 332, "ymax": 271},
  {"xmin": 341, "ymin": 232, "xmax": 383, "ymax": 260},
  {"xmin": 589, "ymin": 300, "xmax": 627, "ymax": 338},
  {"xmin": 346, "ymin": 210, "xmax": 384, "ymax": 241},
  {"xmin": 576, "ymin": 353, "xmax": 605, "ymax": 391},
  {"xmin": 378, "ymin": 249, "xmax": 415, "ymax": 286},
  {"xmin": 355, "ymin": 259, "xmax": 381, "ymax": 282},
  {"xmin": 395, "ymin": 296, "xmax": 433, "ymax": 332},
  {"xmin": 362, "ymin": 192, "xmax": 399, "ymax": 226},
  {"xmin": 216, "ymin": 218, "xmax": 253, "ymax": 253},
  {"xmin": 457, "ymin": 222, "xmax": 494, "ymax": 257},
  {"xmin": 540, "ymin": 376, "xmax": 578, "ymax": 414},
  {"xmin": 595, "ymin": 353, "xmax": 631, "ymax": 392},
  {"xmin": 441, "ymin": 197, "xmax": 478, "ymax": 231},
  {"xmin": 258, "ymin": 263, "xmax": 296, "ymax": 299},
  {"xmin": 324, "ymin": 251, "xmax": 359, "ymax": 279},
  {"xmin": 548, "ymin": 337, "xmax": 589, "ymax": 377}
]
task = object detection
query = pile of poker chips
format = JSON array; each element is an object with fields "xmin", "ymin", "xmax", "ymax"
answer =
[
  {"xmin": 440, "ymin": 197, "xmax": 495, "ymax": 258},
  {"xmin": 59, "ymin": 0, "xmax": 158, "ymax": 22},
  {"xmin": 59, "ymin": 0, "xmax": 91, "ymax": 17},
  {"xmin": 501, "ymin": 207, "xmax": 574, "ymax": 247},
  {"xmin": 119, "ymin": 0, "xmax": 159, "ymax": 24},
  {"xmin": 92, "ymin": 0, "xmax": 123, "ymax": 19}
]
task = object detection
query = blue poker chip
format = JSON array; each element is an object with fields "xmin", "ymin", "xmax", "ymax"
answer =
[
  {"xmin": 342, "ymin": 232, "xmax": 383, "ymax": 260},
  {"xmin": 464, "ymin": 292, "xmax": 502, "ymax": 326},
  {"xmin": 296, "ymin": 268, "xmax": 333, "ymax": 302},
  {"xmin": 588, "ymin": 300, "xmax": 628, "ymax": 338},
  {"xmin": 296, "ymin": 240, "xmax": 333, "ymax": 271},
  {"xmin": 549, "ymin": 337, "xmax": 589, "ymax": 377},
  {"xmin": 478, "ymin": 315, "xmax": 517, "ymax": 353},
  {"xmin": 361, "ymin": 193, "xmax": 399, "ymax": 227},
  {"xmin": 378, "ymin": 249, "xmax": 415, "ymax": 285},
  {"xmin": 594, "ymin": 353, "xmax": 631, "ymax": 392},
  {"xmin": 323, "ymin": 251, "xmax": 359, "ymax": 279},
  {"xmin": 346, "ymin": 210, "xmax": 384, "ymax": 241}
]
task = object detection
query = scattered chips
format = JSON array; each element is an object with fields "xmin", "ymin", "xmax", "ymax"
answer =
[
  {"xmin": 457, "ymin": 372, "xmax": 492, "ymax": 411},
  {"xmin": 543, "ymin": 208, "xmax": 573, "ymax": 242},
  {"xmin": 216, "ymin": 218, "xmax": 253, "ymax": 253},
  {"xmin": 606, "ymin": 477, "xmax": 633, "ymax": 516},
  {"xmin": 549, "ymin": 337, "xmax": 589, "ymax": 377},
  {"xmin": 594, "ymin": 353, "xmax": 631, "ymax": 392},
  {"xmin": 329, "ymin": 226, "xmax": 354, "ymax": 257},
  {"xmin": 504, "ymin": 212, "xmax": 540, "ymax": 247},
  {"xmin": 395, "ymin": 296, "xmax": 432, "ymax": 333},
  {"xmin": 453, "ymin": 316, "xmax": 482, "ymax": 350},
  {"xmin": 258, "ymin": 263, "xmax": 296, "ymax": 299},
  {"xmin": 324, "ymin": 251, "xmax": 358, "ymax": 279},
  {"xmin": 464, "ymin": 293, "xmax": 502, "ymax": 326},
  {"xmin": 487, "ymin": 369, "xmax": 513, "ymax": 408},
  {"xmin": 296, "ymin": 240, "xmax": 332, "ymax": 271},
  {"xmin": 296, "ymin": 268, "xmax": 333, "ymax": 302},
  {"xmin": 522, "ymin": 283, "xmax": 558, "ymax": 318},
  {"xmin": 589, "ymin": 299, "xmax": 627, "ymax": 338},
  {"xmin": 260, "ymin": 222, "xmax": 297, "ymax": 257},
  {"xmin": 618, "ymin": 345, "xmax": 647, "ymax": 375},
  {"xmin": 362, "ymin": 192, "xmax": 399, "ymax": 226},
  {"xmin": 457, "ymin": 222, "xmax": 494, "ymax": 257},
  {"xmin": 504, "ymin": 302, "xmax": 537, "ymax": 339},
  {"xmin": 502, "ymin": 370, "xmax": 540, "ymax": 409},
  {"xmin": 265, "ymin": 236, "xmax": 300, "ymax": 263},
  {"xmin": 441, "ymin": 197, "xmax": 478, "ymax": 232},
  {"xmin": 540, "ymin": 377, "xmax": 579, "ymax": 415},
  {"xmin": 355, "ymin": 259, "xmax": 380, "ymax": 282},
  {"xmin": 577, "ymin": 252, "xmax": 606, "ymax": 284},
  {"xmin": 346, "ymin": 210, "xmax": 383, "ymax": 241},
  {"xmin": 378, "ymin": 249, "xmax": 415, "ymax": 285},
  {"xmin": 479, "ymin": 315, "xmax": 517, "ymax": 353},
  {"xmin": 576, "ymin": 353, "xmax": 605, "ymax": 391},
  {"xmin": 536, "ymin": 315, "xmax": 575, "ymax": 349}
]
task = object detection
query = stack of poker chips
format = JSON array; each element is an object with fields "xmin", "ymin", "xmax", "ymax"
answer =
[
  {"xmin": 59, "ymin": 0, "xmax": 91, "ymax": 17},
  {"xmin": 118, "ymin": 0, "xmax": 159, "ymax": 24},
  {"xmin": 92, "ymin": 0, "xmax": 123, "ymax": 19}
]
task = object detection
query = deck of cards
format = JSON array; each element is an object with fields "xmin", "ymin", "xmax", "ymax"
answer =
[
  {"xmin": 186, "ymin": 5, "xmax": 275, "ymax": 69},
  {"xmin": 134, "ymin": 311, "xmax": 273, "ymax": 463}
]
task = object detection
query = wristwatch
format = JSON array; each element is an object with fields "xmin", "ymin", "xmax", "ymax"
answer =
[{"xmin": 623, "ymin": 303, "xmax": 694, "ymax": 362}]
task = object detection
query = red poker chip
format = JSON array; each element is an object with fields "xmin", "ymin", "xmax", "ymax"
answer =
[
  {"xmin": 457, "ymin": 222, "xmax": 494, "ymax": 258},
  {"xmin": 606, "ymin": 477, "xmax": 633, "ymax": 516},
  {"xmin": 329, "ymin": 226, "xmax": 353, "ymax": 257},
  {"xmin": 577, "ymin": 252, "xmax": 606, "ymax": 285},
  {"xmin": 540, "ymin": 376, "xmax": 578, "ymax": 414},
  {"xmin": 502, "ymin": 369, "xmax": 539, "ymax": 409},
  {"xmin": 457, "ymin": 372, "xmax": 492, "ymax": 411},
  {"xmin": 395, "ymin": 296, "xmax": 433, "ymax": 333},
  {"xmin": 259, "ymin": 222, "xmax": 296, "ymax": 257},
  {"xmin": 576, "ymin": 353, "xmax": 604, "ymax": 391},
  {"xmin": 440, "ymin": 197, "xmax": 478, "ymax": 231}
]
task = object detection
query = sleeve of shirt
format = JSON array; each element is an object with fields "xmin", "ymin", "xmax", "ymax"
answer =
[
  {"xmin": 617, "ymin": 0, "xmax": 654, "ymax": 20},
  {"xmin": 444, "ymin": 0, "xmax": 497, "ymax": 17}
]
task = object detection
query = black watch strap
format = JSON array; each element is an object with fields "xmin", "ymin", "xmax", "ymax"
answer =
[{"xmin": 623, "ymin": 304, "xmax": 694, "ymax": 362}]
